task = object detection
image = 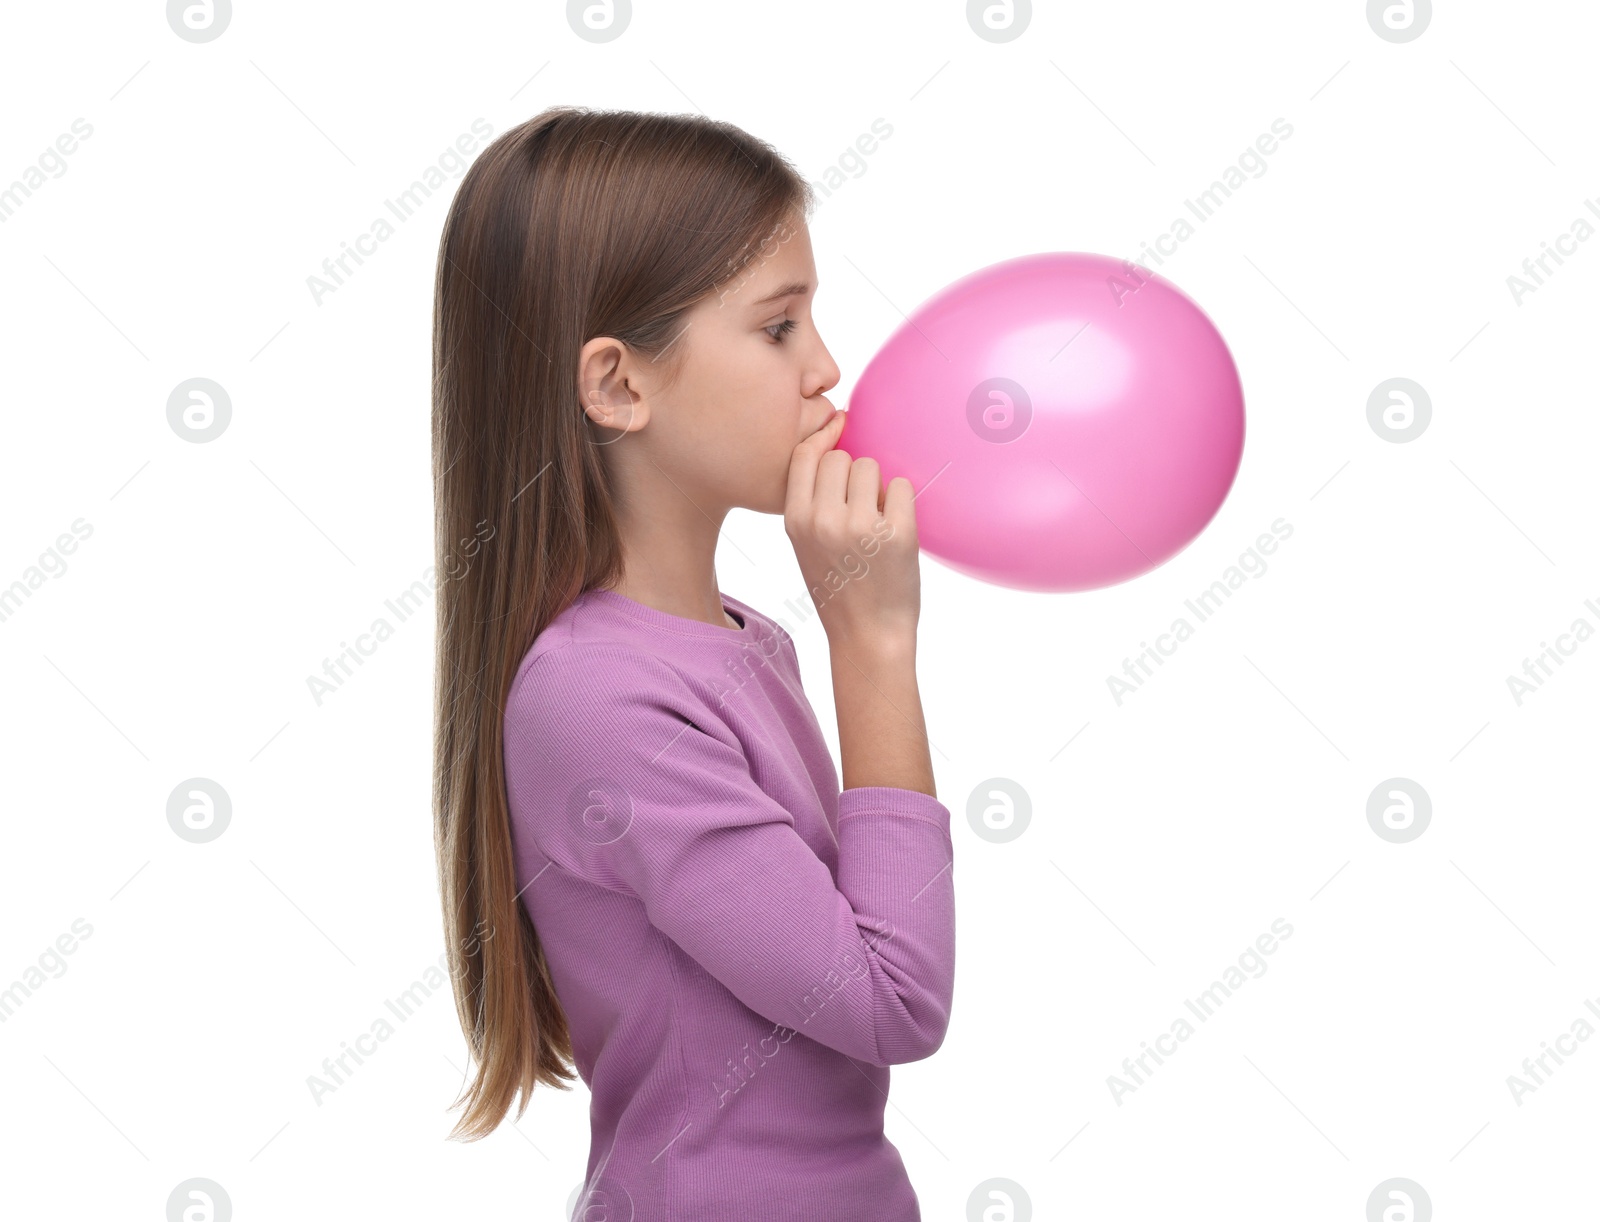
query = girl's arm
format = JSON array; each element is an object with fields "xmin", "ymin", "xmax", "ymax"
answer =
[
  {"xmin": 829, "ymin": 633, "xmax": 936, "ymax": 798},
  {"xmin": 786, "ymin": 408, "xmax": 934, "ymax": 798},
  {"xmin": 506, "ymin": 643, "xmax": 955, "ymax": 1066}
]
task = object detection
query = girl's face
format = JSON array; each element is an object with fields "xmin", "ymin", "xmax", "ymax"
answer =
[{"xmin": 581, "ymin": 212, "xmax": 843, "ymax": 516}]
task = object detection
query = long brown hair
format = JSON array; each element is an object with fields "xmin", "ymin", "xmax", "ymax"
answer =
[{"xmin": 431, "ymin": 106, "xmax": 816, "ymax": 1141}]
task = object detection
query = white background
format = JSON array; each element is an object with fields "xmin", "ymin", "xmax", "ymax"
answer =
[{"xmin": 2, "ymin": 1, "xmax": 1595, "ymax": 1218}]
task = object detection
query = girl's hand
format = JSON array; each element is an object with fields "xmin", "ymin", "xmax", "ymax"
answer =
[{"xmin": 784, "ymin": 409, "xmax": 921, "ymax": 649}]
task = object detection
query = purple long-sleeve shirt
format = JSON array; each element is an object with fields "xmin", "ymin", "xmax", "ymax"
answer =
[{"xmin": 503, "ymin": 586, "xmax": 956, "ymax": 1221}]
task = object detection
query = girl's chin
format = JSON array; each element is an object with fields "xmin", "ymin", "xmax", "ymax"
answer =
[{"xmin": 750, "ymin": 486, "xmax": 788, "ymax": 516}]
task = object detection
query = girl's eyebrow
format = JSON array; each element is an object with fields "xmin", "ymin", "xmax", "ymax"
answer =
[{"xmin": 750, "ymin": 280, "xmax": 814, "ymax": 308}]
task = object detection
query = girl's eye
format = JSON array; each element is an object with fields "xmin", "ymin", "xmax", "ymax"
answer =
[{"xmin": 765, "ymin": 318, "xmax": 798, "ymax": 343}]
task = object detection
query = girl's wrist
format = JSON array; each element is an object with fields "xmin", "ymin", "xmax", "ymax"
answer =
[{"xmin": 826, "ymin": 628, "xmax": 916, "ymax": 670}]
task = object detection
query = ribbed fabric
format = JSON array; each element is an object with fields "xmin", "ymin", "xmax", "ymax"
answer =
[{"xmin": 503, "ymin": 587, "xmax": 956, "ymax": 1221}]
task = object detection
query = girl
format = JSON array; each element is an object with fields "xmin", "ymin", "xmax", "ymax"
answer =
[{"xmin": 431, "ymin": 106, "xmax": 956, "ymax": 1221}]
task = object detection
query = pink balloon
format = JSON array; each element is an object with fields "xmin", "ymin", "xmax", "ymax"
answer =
[{"xmin": 843, "ymin": 252, "xmax": 1245, "ymax": 593}]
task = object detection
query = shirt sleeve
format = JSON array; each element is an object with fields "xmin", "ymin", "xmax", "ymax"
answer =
[{"xmin": 503, "ymin": 642, "xmax": 956, "ymax": 1067}]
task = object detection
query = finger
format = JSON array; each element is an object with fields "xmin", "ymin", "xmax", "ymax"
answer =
[
  {"xmin": 846, "ymin": 455, "xmax": 882, "ymax": 519},
  {"xmin": 785, "ymin": 411, "xmax": 846, "ymax": 517},
  {"xmin": 813, "ymin": 448, "xmax": 854, "ymax": 513},
  {"xmin": 881, "ymin": 475, "xmax": 918, "ymax": 543}
]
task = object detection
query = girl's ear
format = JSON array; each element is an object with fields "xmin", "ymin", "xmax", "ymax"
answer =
[
  {"xmin": 583, "ymin": 387, "xmax": 648, "ymax": 435},
  {"xmin": 577, "ymin": 337, "xmax": 650, "ymax": 436}
]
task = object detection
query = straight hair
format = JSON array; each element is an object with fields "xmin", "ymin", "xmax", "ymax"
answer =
[{"xmin": 430, "ymin": 105, "xmax": 815, "ymax": 1140}]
